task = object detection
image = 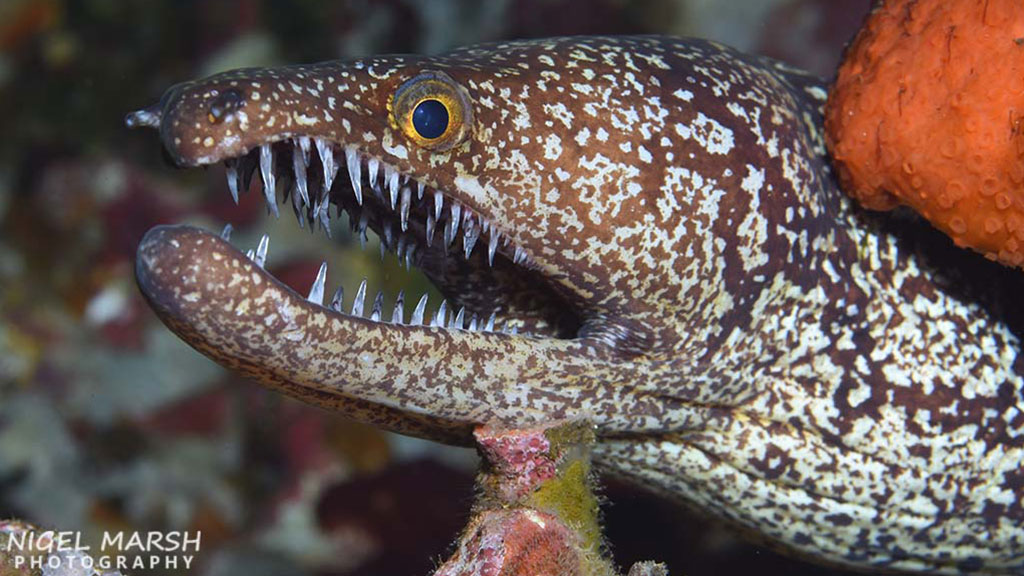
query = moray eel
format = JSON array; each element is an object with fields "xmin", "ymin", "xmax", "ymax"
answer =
[{"xmin": 126, "ymin": 36, "xmax": 1024, "ymax": 573}]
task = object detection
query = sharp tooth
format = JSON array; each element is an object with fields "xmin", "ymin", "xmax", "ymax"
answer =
[
  {"xmin": 383, "ymin": 222, "xmax": 394, "ymax": 248},
  {"xmin": 443, "ymin": 219, "xmax": 454, "ymax": 250},
  {"xmin": 416, "ymin": 180, "xmax": 425, "ymax": 199},
  {"xmin": 316, "ymin": 138, "xmax": 337, "ymax": 193},
  {"xmin": 380, "ymin": 240, "xmax": 387, "ymax": 261},
  {"xmin": 514, "ymin": 246, "xmax": 525, "ymax": 265},
  {"xmin": 296, "ymin": 136, "xmax": 311, "ymax": 165},
  {"xmin": 411, "ymin": 294, "xmax": 428, "ymax": 325},
  {"xmin": 351, "ymin": 279, "xmax": 367, "ymax": 316},
  {"xmin": 358, "ymin": 213, "xmax": 368, "ymax": 248},
  {"xmin": 449, "ymin": 219, "xmax": 461, "ymax": 248},
  {"xmin": 463, "ymin": 234, "xmax": 479, "ymax": 259},
  {"xmin": 330, "ymin": 286, "xmax": 344, "ymax": 312},
  {"xmin": 426, "ymin": 214, "xmax": 436, "ymax": 247},
  {"xmin": 259, "ymin": 144, "xmax": 279, "ymax": 217},
  {"xmin": 225, "ymin": 160, "xmax": 240, "ymax": 204},
  {"xmin": 370, "ymin": 291, "xmax": 383, "ymax": 321},
  {"xmin": 367, "ymin": 157, "xmax": 380, "ymax": 190},
  {"xmin": 404, "ymin": 245, "xmax": 415, "ymax": 270},
  {"xmin": 481, "ymin": 219, "xmax": 490, "ymax": 235},
  {"xmin": 450, "ymin": 203, "xmax": 462, "ymax": 232},
  {"xmin": 488, "ymin": 231, "xmax": 500, "ymax": 266},
  {"xmin": 382, "ymin": 165, "xmax": 394, "ymax": 202},
  {"xmin": 400, "ymin": 187, "xmax": 412, "ymax": 231},
  {"xmin": 391, "ymin": 290, "xmax": 405, "ymax": 324},
  {"xmin": 468, "ymin": 314, "xmax": 479, "ymax": 331},
  {"xmin": 434, "ymin": 190, "xmax": 444, "ymax": 220},
  {"xmin": 245, "ymin": 249, "xmax": 255, "ymax": 260},
  {"xmin": 345, "ymin": 147, "xmax": 363, "ymax": 205},
  {"xmin": 463, "ymin": 219, "xmax": 479, "ymax": 259},
  {"xmin": 431, "ymin": 300, "xmax": 448, "ymax": 327},
  {"xmin": 291, "ymin": 190, "xmax": 305, "ymax": 230},
  {"xmin": 400, "ymin": 173, "xmax": 409, "ymax": 185},
  {"xmin": 485, "ymin": 311, "xmax": 496, "ymax": 332},
  {"xmin": 307, "ymin": 262, "xmax": 327, "ymax": 304},
  {"xmin": 396, "ymin": 235, "xmax": 406, "ymax": 261},
  {"xmin": 220, "ymin": 223, "xmax": 233, "ymax": 241},
  {"xmin": 509, "ymin": 325, "xmax": 519, "ymax": 335},
  {"xmin": 293, "ymin": 145, "xmax": 309, "ymax": 205},
  {"xmin": 315, "ymin": 199, "xmax": 331, "ymax": 237},
  {"xmin": 255, "ymin": 234, "xmax": 269, "ymax": 268},
  {"xmin": 453, "ymin": 306, "xmax": 466, "ymax": 329},
  {"xmin": 308, "ymin": 176, "xmax": 322, "ymax": 213},
  {"xmin": 387, "ymin": 168, "xmax": 400, "ymax": 208}
]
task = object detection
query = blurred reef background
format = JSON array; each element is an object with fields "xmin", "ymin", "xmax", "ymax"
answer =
[{"xmin": 0, "ymin": 0, "xmax": 870, "ymax": 574}]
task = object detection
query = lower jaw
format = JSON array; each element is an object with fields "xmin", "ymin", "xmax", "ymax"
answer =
[{"xmin": 135, "ymin": 224, "xmax": 598, "ymax": 442}]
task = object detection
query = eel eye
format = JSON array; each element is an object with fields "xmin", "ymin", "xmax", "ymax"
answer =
[{"xmin": 391, "ymin": 71, "xmax": 472, "ymax": 151}]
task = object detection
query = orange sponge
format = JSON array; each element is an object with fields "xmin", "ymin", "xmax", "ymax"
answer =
[{"xmin": 826, "ymin": 0, "xmax": 1024, "ymax": 268}]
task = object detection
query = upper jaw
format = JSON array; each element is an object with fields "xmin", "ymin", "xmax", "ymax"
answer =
[{"xmin": 126, "ymin": 78, "xmax": 594, "ymax": 339}]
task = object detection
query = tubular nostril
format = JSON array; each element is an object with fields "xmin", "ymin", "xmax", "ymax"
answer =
[
  {"xmin": 207, "ymin": 88, "xmax": 245, "ymax": 124},
  {"xmin": 125, "ymin": 105, "xmax": 162, "ymax": 129}
]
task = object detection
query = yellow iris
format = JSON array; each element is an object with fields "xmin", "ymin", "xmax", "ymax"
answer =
[{"xmin": 390, "ymin": 71, "xmax": 473, "ymax": 151}]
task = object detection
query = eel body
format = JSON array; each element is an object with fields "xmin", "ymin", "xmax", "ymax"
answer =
[{"xmin": 127, "ymin": 36, "xmax": 1024, "ymax": 573}]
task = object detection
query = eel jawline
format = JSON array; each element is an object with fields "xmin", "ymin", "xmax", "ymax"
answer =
[{"xmin": 136, "ymin": 224, "xmax": 610, "ymax": 442}]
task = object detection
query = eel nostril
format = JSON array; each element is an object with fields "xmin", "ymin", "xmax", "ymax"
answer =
[
  {"xmin": 124, "ymin": 105, "xmax": 161, "ymax": 129},
  {"xmin": 207, "ymin": 88, "xmax": 245, "ymax": 124}
]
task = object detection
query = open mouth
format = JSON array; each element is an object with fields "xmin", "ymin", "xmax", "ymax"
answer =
[
  {"xmin": 172, "ymin": 134, "xmax": 583, "ymax": 340},
  {"xmin": 126, "ymin": 63, "xmax": 654, "ymax": 438}
]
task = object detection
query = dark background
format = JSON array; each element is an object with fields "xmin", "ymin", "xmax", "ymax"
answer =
[{"xmin": 0, "ymin": 1, "xmax": 872, "ymax": 574}]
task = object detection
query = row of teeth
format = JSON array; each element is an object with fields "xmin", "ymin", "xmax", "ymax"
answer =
[
  {"xmin": 223, "ymin": 137, "xmax": 531, "ymax": 268},
  {"xmin": 222, "ymin": 224, "xmax": 521, "ymax": 334}
]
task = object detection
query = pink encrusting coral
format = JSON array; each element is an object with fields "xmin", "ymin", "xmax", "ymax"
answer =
[
  {"xmin": 475, "ymin": 423, "xmax": 559, "ymax": 501},
  {"xmin": 434, "ymin": 509, "xmax": 584, "ymax": 576}
]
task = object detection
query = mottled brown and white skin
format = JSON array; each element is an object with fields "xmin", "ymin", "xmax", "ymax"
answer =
[{"xmin": 126, "ymin": 36, "xmax": 1024, "ymax": 574}]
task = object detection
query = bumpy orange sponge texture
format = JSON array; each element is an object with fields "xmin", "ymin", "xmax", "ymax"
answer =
[{"xmin": 826, "ymin": 0, "xmax": 1024, "ymax": 268}]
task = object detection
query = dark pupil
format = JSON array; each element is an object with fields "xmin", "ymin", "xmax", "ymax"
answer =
[{"xmin": 412, "ymin": 99, "xmax": 449, "ymax": 139}]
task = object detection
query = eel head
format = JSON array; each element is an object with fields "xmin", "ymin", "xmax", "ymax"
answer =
[{"xmin": 127, "ymin": 36, "xmax": 823, "ymax": 443}]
